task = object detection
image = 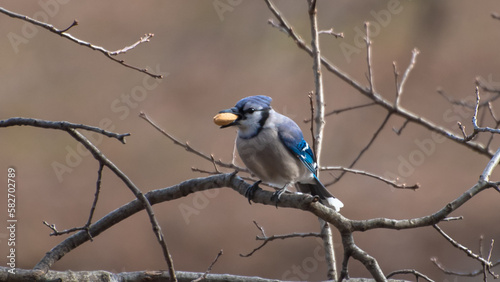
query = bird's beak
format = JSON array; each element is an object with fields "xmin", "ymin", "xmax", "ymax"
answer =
[{"xmin": 214, "ymin": 107, "xmax": 240, "ymax": 128}]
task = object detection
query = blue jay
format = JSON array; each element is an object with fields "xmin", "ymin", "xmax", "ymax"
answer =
[{"xmin": 215, "ymin": 95, "xmax": 343, "ymax": 211}]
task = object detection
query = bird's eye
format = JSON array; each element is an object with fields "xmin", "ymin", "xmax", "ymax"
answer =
[{"xmin": 245, "ymin": 108, "xmax": 256, "ymax": 114}]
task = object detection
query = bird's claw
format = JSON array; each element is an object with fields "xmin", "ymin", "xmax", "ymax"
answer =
[
  {"xmin": 245, "ymin": 180, "xmax": 262, "ymax": 204},
  {"xmin": 270, "ymin": 188, "xmax": 286, "ymax": 208}
]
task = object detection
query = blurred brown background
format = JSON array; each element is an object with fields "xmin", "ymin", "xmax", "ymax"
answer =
[{"xmin": 1, "ymin": 1, "xmax": 500, "ymax": 281}]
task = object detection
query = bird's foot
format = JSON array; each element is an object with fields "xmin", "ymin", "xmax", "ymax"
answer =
[
  {"xmin": 270, "ymin": 187, "xmax": 287, "ymax": 208},
  {"xmin": 245, "ymin": 180, "xmax": 262, "ymax": 204}
]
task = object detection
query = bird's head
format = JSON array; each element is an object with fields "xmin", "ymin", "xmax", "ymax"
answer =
[{"xmin": 214, "ymin": 96, "xmax": 272, "ymax": 131}]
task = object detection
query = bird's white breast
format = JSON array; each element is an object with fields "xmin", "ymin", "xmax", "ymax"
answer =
[{"xmin": 236, "ymin": 127, "xmax": 311, "ymax": 187}]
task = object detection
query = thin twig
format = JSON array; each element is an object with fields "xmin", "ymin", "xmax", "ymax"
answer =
[
  {"xmin": 240, "ymin": 221, "xmax": 321, "ymax": 257},
  {"xmin": 39, "ymin": 165, "xmax": 100, "ymax": 239},
  {"xmin": 398, "ymin": 48, "xmax": 419, "ymax": 97},
  {"xmin": 108, "ymin": 33, "xmax": 154, "ymax": 56},
  {"xmin": 0, "ymin": 7, "xmax": 162, "ymax": 78},
  {"xmin": 192, "ymin": 250, "xmax": 223, "ymax": 282},
  {"xmin": 308, "ymin": 92, "xmax": 316, "ymax": 158},
  {"xmin": 210, "ymin": 154, "xmax": 221, "ymax": 174},
  {"xmin": 441, "ymin": 216, "xmax": 464, "ymax": 222},
  {"xmin": 139, "ymin": 112, "xmax": 247, "ymax": 172},
  {"xmin": 304, "ymin": 102, "xmax": 376, "ymax": 123},
  {"xmin": 42, "ymin": 221, "xmax": 88, "ymax": 237},
  {"xmin": 433, "ymin": 225, "xmax": 492, "ymax": 267},
  {"xmin": 393, "ymin": 61, "xmax": 401, "ymax": 106},
  {"xmin": 85, "ymin": 162, "xmax": 105, "ymax": 241},
  {"xmin": 322, "ymin": 166, "xmax": 419, "ymax": 189},
  {"xmin": 365, "ymin": 22, "xmax": 375, "ymax": 94},
  {"xmin": 431, "ymin": 257, "xmax": 500, "ymax": 278},
  {"xmin": 392, "ymin": 119, "xmax": 410, "ymax": 135},
  {"xmin": 394, "ymin": 48, "xmax": 419, "ymax": 107},
  {"xmin": 42, "ymin": 164, "xmax": 103, "ymax": 240},
  {"xmin": 318, "ymin": 28, "xmax": 344, "ymax": 38},
  {"xmin": 386, "ymin": 269, "xmax": 434, "ymax": 282},
  {"xmin": 327, "ymin": 112, "xmax": 392, "ymax": 186},
  {"xmin": 487, "ymin": 240, "xmax": 498, "ymax": 278}
]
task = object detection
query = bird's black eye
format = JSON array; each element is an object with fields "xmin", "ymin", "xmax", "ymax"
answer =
[{"xmin": 245, "ymin": 108, "xmax": 256, "ymax": 114}]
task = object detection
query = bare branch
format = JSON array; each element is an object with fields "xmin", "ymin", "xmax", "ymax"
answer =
[
  {"xmin": 437, "ymin": 88, "xmax": 475, "ymax": 108},
  {"xmin": 192, "ymin": 250, "xmax": 224, "ymax": 282},
  {"xmin": 140, "ymin": 112, "xmax": 248, "ymax": 173},
  {"xmin": 267, "ymin": 19, "xmax": 289, "ymax": 35},
  {"xmin": 29, "ymin": 127, "xmax": 177, "ymax": 281},
  {"xmin": 327, "ymin": 112, "xmax": 392, "ymax": 186},
  {"xmin": 321, "ymin": 166, "xmax": 419, "ymax": 190},
  {"xmin": 108, "ymin": 33, "xmax": 154, "ymax": 56},
  {"xmin": 307, "ymin": 92, "xmax": 317, "ymax": 158},
  {"xmin": 0, "ymin": 7, "xmax": 162, "ymax": 78},
  {"xmin": 0, "ymin": 267, "xmax": 295, "ymax": 282},
  {"xmin": 319, "ymin": 219, "xmax": 337, "ymax": 280},
  {"xmin": 395, "ymin": 48, "xmax": 419, "ymax": 106},
  {"xmin": 433, "ymin": 225, "xmax": 492, "ymax": 267},
  {"xmin": 392, "ymin": 119, "xmax": 410, "ymax": 135},
  {"xmin": 240, "ymin": 221, "xmax": 321, "ymax": 257},
  {"xmin": 42, "ymin": 162, "xmax": 104, "ymax": 241},
  {"xmin": 0, "ymin": 117, "xmax": 129, "ymax": 143},
  {"xmin": 307, "ymin": 0, "xmax": 326, "ymax": 167},
  {"xmin": 319, "ymin": 28, "xmax": 344, "ymax": 38},
  {"xmin": 340, "ymin": 233, "xmax": 386, "ymax": 281},
  {"xmin": 29, "ymin": 160, "xmax": 499, "ymax": 280},
  {"xmin": 393, "ymin": 61, "xmax": 401, "ymax": 106},
  {"xmin": 263, "ymin": 0, "xmax": 494, "ymax": 157},
  {"xmin": 431, "ymin": 257, "xmax": 500, "ymax": 278},
  {"xmin": 364, "ymin": 22, "xmax": 375, "ymax": 94},
  {"xmin": 304, "ymin": 102, "xmax": 376, "ymax": 123},
  {"xmin": 386, "ymin": 269, "xmax": 434, "ymax": 282},
  {"xmin": 42, "ymin": 221, "xmax": 88, "ymax": 237},
  {"xmin": 59, "ymin": 19, "xmax": 78, "ymax": 33},
  {"xmin": 307, "ymin": 2, "xmax": 337, "ymax": 279},
  {"xmin": 441, "ymin": 216, "xmax": 464, "ymax": 222}
]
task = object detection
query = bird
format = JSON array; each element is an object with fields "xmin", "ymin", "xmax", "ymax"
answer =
[{"xmin": 214, "ymin": 95, "xmax": 343, "ymax": 211}]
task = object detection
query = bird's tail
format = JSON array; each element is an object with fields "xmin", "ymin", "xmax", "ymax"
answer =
[{"xmin": 296, "ymin": 180, "xmax": 343, "ymax": 212}]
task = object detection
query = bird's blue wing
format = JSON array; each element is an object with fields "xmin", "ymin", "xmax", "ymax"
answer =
[{"xmin": 277, "ymin": 119, "xmax": 318, "ymax": 175}]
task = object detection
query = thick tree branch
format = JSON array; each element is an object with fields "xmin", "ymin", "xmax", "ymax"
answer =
[
  {"xmin": 30, "ymin": 139, "xmax": 500, "ymax": 280},
  {"xmin": 0, "ymin": 266, "xmax": 407, "ymax": 282}
]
